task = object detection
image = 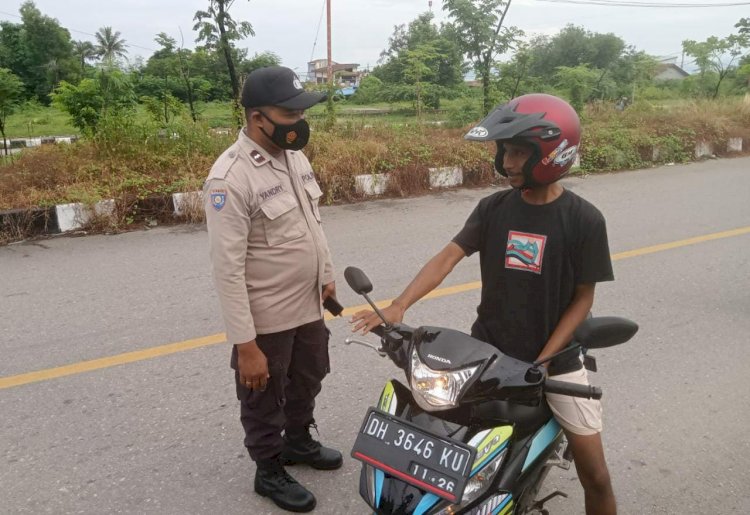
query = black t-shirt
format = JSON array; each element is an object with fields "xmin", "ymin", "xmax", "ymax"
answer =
[{"xmin": 453, "ymin": 188, "xmax": 614, "ymax": 374}]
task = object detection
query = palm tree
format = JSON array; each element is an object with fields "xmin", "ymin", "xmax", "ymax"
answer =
[
  {"xmin": 73, "ymin": 40, "xmax": 97, "ymax": 72},
  {"xmin": 95, "ymin": 27, "xmax": 128, "ymax": 64}
]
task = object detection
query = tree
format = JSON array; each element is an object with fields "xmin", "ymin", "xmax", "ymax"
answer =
[
  {"xmin": 736, "ymin": 17, "xmax": 750, "ymax": 38},
  {"xmin": 238, "ymin": 51, "xmax": 281, "ymax": 76},
  {"xmin": 73, "ymin": 40, "xmax": 97, "ymax": 73},
  {"xmin": 496, "ymin": 42, "xmax": 537, "ymax": 100},
  {"xmin": 609, "ymin": 48, "xmax": 657, "ymax": 101},
  {"xmin": 142, "ymin": 92, "xmax": 183, "ymax": 125},
  {"xmin": 15, "ymin": 1, "xmax": 76, "ymax": 102},
  {"xmin": 554, "ymin": 65, "xmax": 601, "ymax": 113},
  {"xmin": 375, "ymin": 12, "xmax": 465, "ymax": 90},
  {"xmin": 95, "ymin": 26, "xmax": 128, "ymax": 64},
  {"xmin": 403, "ymin": 44, "xmax": 441, "ymax": 116},
  {"xmin": 0, "ymin": 68, "xmax": 24, "ymax": 155},
  {"xmin": 194, "ymin": 0, "xmax": 254, "ymax": 126},
  {"xmin": 0, "ymin": 22, "xmax": 26, "ymax": 81},
  {"xmin": 351, "ymin": 75, "xmax": 385, "ymax": 104},
  {"xmin": 175, "ymin": 32, "xmax": 200, "ymax": 122},
  {"xmin": 526, "ymin": 26, "xmax": 624, "ymax": 79},
  {"xmin": 683, "ymin": 35, "xmax": 749, "ymax": 98},
  {"xmin": 443, "ymin": 0, "xmax": 519, "ymax": 115},
  {"xmin": 52, "ymin": 68, "xmax": 136, "ymax": 133},
  {"xmin": 142, "ymin": 33, "xmax": 185, "ymax": 122}
]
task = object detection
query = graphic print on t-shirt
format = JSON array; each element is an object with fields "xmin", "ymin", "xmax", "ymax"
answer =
[{"xmin": 505, "ymin": 230, "xmax": 547, "ymax": 274}]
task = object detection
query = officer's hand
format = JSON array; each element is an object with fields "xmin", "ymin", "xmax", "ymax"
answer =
[
  {"xmin": 236, "ymin": 341, "xmax": 270, "ymax": 391},
  {"xmin": 350, "ymin": 302, "xmax": 406, "ymax": 335},
  {"xmin": 321, "ymin": 281, "xmax": 336, "ymax": 301}
]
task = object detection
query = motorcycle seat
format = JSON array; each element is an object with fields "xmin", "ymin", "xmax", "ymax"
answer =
[{"xmin": 472, "ymin": 399, "xmax": 553, "ymax": 437}]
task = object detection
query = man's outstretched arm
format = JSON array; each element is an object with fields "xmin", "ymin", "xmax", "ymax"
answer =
[{"xmin": 350, "ymin": 242, "xmax": 467, "ymax": 333}]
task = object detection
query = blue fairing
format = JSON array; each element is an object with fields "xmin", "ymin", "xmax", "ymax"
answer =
[
  {"xmin": 413, "ymin": 493, "xmax": 440, "ymax": 515},
  {"xmin": 375, "ymin": 468, "xmax": 385, "ymax": 508},
  {"xmin": 522, "ymin": 418, "xmax": 562, "ymax": 472}
]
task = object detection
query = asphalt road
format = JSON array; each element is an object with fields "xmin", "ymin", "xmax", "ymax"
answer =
[{"xmin": 2, "ymin": 157, "xmax": 749, "ymax": 514}]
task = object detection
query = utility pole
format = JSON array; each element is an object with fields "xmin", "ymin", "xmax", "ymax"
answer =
[
  {"xmin": 326, "ymin": 0, "xmax": 333, "ymax": 87},
  {"xmin": 324, "ymin": 0, "xmax": 336, "ymax": 130}
]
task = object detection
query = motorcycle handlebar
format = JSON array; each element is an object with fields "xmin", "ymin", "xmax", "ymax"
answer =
[{"xmin": 545, "ymin": 379, "xmax": 603, "ymax": 400}]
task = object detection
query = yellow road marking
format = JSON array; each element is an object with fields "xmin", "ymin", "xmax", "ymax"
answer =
[
  {"xmin": 610, "ymin": 226, "xmax": 750, "ymax": 261},
  {"xmin": 2, "ymin": 226, "xmax": 749, "ymax": 390}
]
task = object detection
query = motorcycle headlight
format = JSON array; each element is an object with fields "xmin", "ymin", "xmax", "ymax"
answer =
[{"xmin": 410, "ymin": 348, "xmax": 479, "ymax": 410}]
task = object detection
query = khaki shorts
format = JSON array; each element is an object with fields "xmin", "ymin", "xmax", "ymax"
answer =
[{"xmin": 545, "ymin": 365, "xmax": 603, "ymax": 436}]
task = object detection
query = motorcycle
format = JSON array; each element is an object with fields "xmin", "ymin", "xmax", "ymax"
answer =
[{"xmin": 344, "ymin": 267, "xmax": 638, "ymax": 515}]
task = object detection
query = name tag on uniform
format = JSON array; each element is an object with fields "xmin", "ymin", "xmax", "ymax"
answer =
[{"xmin": 259, "ymin": 184, "xmax": 285, "ymax": 202}]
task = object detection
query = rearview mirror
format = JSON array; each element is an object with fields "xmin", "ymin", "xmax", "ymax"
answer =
[
  {"xmin": 344, "ymin": 267, "xmax": 373, "ymax": 295},
  {"xmin": 574, "ymin": 317, "xmax": 638, "ymax": 349}
]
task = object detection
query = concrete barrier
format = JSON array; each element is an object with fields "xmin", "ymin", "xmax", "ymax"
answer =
[
  {"xmin": 173, "ymin": 191, "xmax": 203, "ymax": 216},
  {"xmin": 695, "ymin": 141, "xmax": 713, "ymax": 159},
  {"xmin": 727, "ymin": 138, "xmax": 743, "ymax": 153},
  {"xmin": 355, "ymin": 174, "xmax": 388, "ymax": 196},
  {"xmin": 54, "ymin": 199, "xmax": 115, "ymax": 232},
  {"xmin": 55, "ymin": 203, "xmax": 88, "ymax": 233},
  {"xmin": 429, "ymin": 167, "xmax": 463, "ymax": 188},
  {"xmin": 3, "ymin": 137, "xmax": 748, "ymax": 243}
]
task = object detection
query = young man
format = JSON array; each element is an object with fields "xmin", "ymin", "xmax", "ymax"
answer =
[
  {"xmin": 351, "ymin": 94, "xmax": 617, "ymax": 515},
  {"xmin": 205, "ymin": 66, "xmax": 341, "ymax": 513}
]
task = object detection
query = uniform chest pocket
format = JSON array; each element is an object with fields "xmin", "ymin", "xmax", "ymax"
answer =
[
  {"xmin": 259, "ymin": 192, "xmax": 306, "ymax": 246},
  {"xmin": 303, "ymin": 180, "xmax": 323, "ymax": 222}
]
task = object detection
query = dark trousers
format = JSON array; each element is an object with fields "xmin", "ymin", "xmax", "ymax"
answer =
[{"xmin": 231, "ymin": 319, "xmax": 330, "ymax": 461}]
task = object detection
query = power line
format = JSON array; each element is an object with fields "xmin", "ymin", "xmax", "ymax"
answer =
[
  {"xmin": 309, "ymin": 0, "xmax": 327, "ymax": 64},
  {"xmin": 536, "ymin": 0, "xmax": 750, "ymax": 6},
  {"xmin": 0, "ymin": 9, "xmax": 157, "ymax": 53}
]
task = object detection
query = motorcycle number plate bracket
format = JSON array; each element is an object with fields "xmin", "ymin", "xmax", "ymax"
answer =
[{"xmin": 351, "ymin": 407, "xmax": 476, "ymax": 503}]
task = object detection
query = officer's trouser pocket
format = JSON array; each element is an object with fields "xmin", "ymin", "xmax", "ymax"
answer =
[
  {"xmin": 290, "ymin": 321, "xmax": 330, "ymax": 390},
  {"xmin": 235, "ymin": 360, "xmax": 288, "ymax": 409}
]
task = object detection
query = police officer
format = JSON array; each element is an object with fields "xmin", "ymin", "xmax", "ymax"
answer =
[{"xmin": 204, "ymin": 66, "xmax": 341, "ymax": 513}]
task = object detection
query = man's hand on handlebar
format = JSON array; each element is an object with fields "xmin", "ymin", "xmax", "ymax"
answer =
[{"xmin": 350, "ymin": 302, "xmax": 406, "ymax": 335}]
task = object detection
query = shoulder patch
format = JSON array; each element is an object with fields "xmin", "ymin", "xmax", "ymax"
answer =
[
  {"xmin": 250, "ymin": 150, "xmax": 267, "ymax": 166},
  {"xmin": 210, "ymin": 189, "xmax": 227, "ymax": 211}
]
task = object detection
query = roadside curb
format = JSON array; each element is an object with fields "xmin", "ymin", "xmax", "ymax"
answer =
[
  {"xmin": 1, "ymin": 137, "xmax": 746, "ymax": 240},
  {"xmin": 2, "ymin": 135, "xmax": 79, "ymax": 155}
]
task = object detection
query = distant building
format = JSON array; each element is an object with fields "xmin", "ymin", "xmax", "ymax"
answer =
[
  {"xmin": 654, "ymin": 62, "xmax": 690, "ymax": 81},
  {"xmin": 307, "ymin": 59, "xmax": 364, "ymax": 86}
]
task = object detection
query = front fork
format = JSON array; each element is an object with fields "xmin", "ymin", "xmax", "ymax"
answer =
[{"xmin": 519, "ymin": 439, "xmax": 573, "ymax": 515}]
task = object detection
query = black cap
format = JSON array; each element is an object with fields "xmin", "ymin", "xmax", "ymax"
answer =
[{"xmin": 241, "ymin": 66, "xmax": 326, "ymax": 110}]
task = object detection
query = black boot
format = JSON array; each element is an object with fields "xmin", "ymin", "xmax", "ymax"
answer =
[
  {"xmin": 281, "ymin": 423, "xmax": 343, "ymax": 470},
  {"xmin": 254, "ymin": 455, "xmax": 316, "ymax": 513}
]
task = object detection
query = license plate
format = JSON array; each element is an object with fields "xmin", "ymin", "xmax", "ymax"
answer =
[{"xmin": 351, "ymin": 408, "xmax": 476, "ymax": 503}]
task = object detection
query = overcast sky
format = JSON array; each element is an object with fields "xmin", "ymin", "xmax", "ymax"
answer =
[{"xmin": 2, "ymin": 0, "xmax": 747, "ymax": 74}]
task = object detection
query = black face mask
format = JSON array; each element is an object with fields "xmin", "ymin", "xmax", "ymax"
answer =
[{"xmin": 258, "ymin": 110, "xmax": 310, "ymax": 151}]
